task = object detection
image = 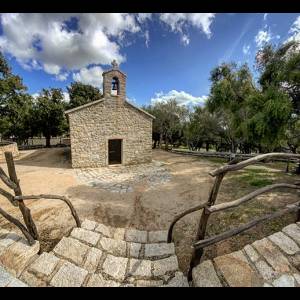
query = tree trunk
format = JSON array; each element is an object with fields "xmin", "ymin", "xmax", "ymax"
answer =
[
  {"xmin": 159, "ymin": 134, "xmax": 163, "ymax": 149},
  {"xmin": 45, "ymin": 135, "xmax": 51, "ymax": 148}
]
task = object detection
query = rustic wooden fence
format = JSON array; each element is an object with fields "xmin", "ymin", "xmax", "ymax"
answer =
[
  {"xmin": 0, "ymin": 151, "xmax": 80, "ymax": 247},
  {"xmin": 167, "ymin": 152, "xmax": 300, "ymax": 281}
]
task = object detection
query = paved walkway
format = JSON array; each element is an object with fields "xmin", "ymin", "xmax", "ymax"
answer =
[
  {"xmin": 192, "ymin": 222, "xmax": 300, "ymax": 287},
  {"xmin": 75, "ymin": 161, "xmax": 171, "ymax": 193}
]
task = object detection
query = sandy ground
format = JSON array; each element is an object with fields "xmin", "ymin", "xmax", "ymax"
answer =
[{"xmin": 0, "ymin": 148, "xmax": 298, "ymax": 274}]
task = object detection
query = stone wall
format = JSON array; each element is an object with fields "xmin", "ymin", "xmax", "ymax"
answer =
[
  {"xmin": 0, "ymin": 142, "xmax": 19, "ymax": 160},
  {"xmin": 68, "ymin": 97, "xmax": 153, "ymax": 168}
]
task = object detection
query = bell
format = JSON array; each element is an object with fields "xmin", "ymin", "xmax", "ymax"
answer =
[{"xmin": 112, "ymin": 81, "xmax": 118, "ymax": 90}]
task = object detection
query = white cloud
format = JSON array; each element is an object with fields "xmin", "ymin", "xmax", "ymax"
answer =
[
  {"xmin": 72, "ymin": 65, "xmax": 104, "ymax": 88},
  {"xmin": 137, "ymin": 13, "xmax": 152, "ymax": 23},
  {"xmin": 63, "ymin": 92, "xmax": 70, "ymax": 102},
  {"xmin": 144, "ymin": 30, "xmax": 150, "ymax": 48},
  {"xmin": 286, "ymin": 15, "xmax": 300, "ymax": 43},
  {"xmin": 55, "ymin": 72, "xmax": 69, "ymax": 81},
  {"xmin": 0, "ymin": 13, "xmax": 141, "ymax": 80},
  {"xmin": 263, "ymin": 13, "xmax": 268, "ymax": 21},
  {"xmin": 159, "ymin": 13, "xmax": 215, "ymax": 38},
  {"xmin": 181, "ymin": 34, "xmax": 190, "ymax": 46},
  {"xmin": 255, "ymin": 29, "xmax": 272, "ymax": 47},
  {"xmin": 151, "ymin": 90, "xmax": 208, "ymax": 107},
  {"xmin": 242, "ymin": 44, "xmax": 250, "ymax": 55}
]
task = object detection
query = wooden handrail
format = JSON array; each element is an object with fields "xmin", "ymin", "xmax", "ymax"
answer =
[
  {"xmin": 194, "ymin": 202, "xmax": 300, "ymax": 249},
  {"xmin": 210, "ymin": 153, "xmax": 300, "ymax": 177},
  {"xmin": 14, "ymin": 194, "xmax": 81, "ymax": 228},
  {"xmin": 207, "ymin": 183, "xmax": 300, "ymax": 214},
  {"xmin": 167, "ymin": 204, "xmax": 206, "ymax": 243}
]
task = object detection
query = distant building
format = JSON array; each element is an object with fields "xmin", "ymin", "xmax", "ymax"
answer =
[{"xmin": 65, "ymin": 61, "xmax": 154, "ymax": 168}]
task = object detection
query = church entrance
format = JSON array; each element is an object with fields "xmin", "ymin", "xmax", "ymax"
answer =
[{"xmin": 108, "ymin": 139, "xmax": 122, "ymax": 165}]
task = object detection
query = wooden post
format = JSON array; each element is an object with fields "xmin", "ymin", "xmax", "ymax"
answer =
[
  {"xmin": 187, "ymin": 173, "xmax": 224, "ymax": 280},
  {"xmin": 4, "ymin": 152, "xmax": 39, "ymax": 240}
]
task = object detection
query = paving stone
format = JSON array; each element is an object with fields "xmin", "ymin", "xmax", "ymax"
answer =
[
  {"xmin": 272, "ymin": 274, "xmax": 295, "ymax": 287},
  {"xmin": 136, "ymin": 279, "xmax": 163, "ymax": 287},
  {"xmin": 252, "ymin": 238, "xmax": 292, "ymax": 273},
  {"xmin": 0, "ymin": 239, "xmax": 40, "ymax": 277},
  {"xmin": 50, "ymin": 261, "xmax": 88, "ymax": 287},
  {"xmin": 152, "ymin": 256, "xmax": 179, "ymax": 276},
  {"xmin": 0, "ymin": 232, "xmax": 21, "ymax": 248},
  {"xmin": 29, "ymin": 252, "xmax": 60, "ymax": 277},
  {"xmin": 0, "ymin": 228, "xmax": 9, "ymax": 238},
  {"xmin": 113, "ymin": 228, "xmax": 125, "ymax": 240},
  {"xmin": 243, "ymin": 245, "xmax": 260, "ymax": 263},
  {"xmin": 165, "ymin": 272, "xmax": 189, "ymax": 287},
  {"xmin": 192, "ymin": 260, "xmax": 222, "ymax": 287},
  {"xmin": 0, "ymin": 266, "xmax": 14, "ymax": 287},
  {"xmin": 102, "ymin": 254, "xmax": 128, "ymax": 281},
  {"xmin": 6, "ymin": 278, "xmax": 28, "ymax": 287},
  {"xmin": 20, "ymin": 270, "xmax": 47, "ymax": 287},
  {"xmin": 70, "ymin": 228, "xmax": 101, "ymax": 246},
  {"xmin": 125, "ymin": 229, "xmax": 147, "ymax": 243},
  {"xmin": 293, "ymin": 273, "xmax": 300, "ymax": 285},
  {"xmin": 86, "ymin": 274, "xmax": 120, "ymax": 287},
  {"xmin": 282, "ymin": 224, "xmax": 300, "ymax": 246},
  {"xmin": 254, "ymin": 260, "xmax": 279, "ymax": 281},
  {"xmin": 81, "ymin": 219, "xmax": 97, "ymax": 231},
  {"xmin": 263, "ymin": 283, "xmax": 273, "ymax": 287},
  {"xmin": 99, "ymin": 237, "xmax": 127, "ymax": 257},
  {"xmin": 95, "ymin": 223, "xmax": 112, "ymax": 237},
  {"xmin": 268, "ymin": 232, "xmax": 299, "ymax": 255},
  {"xmin": 128, "ymin": 242, "xmax": 141, "ymax": 258},
  {"xmin": 83, "ymin": 247, "xmax": 103, "ymax": 273},
  {"xmin": 213, "ymin": 251, "xmax": 263, "ymax": 287},
  {"xmin": 53, "ymin": 237, "xmax": 90, "ymax": 266},
  {"xmin": 144, "ymin": 243, "xmax": 175, "ymax": 258},
  {"xmin": 128, "ymin": 259, "xmax": 152, "ymax": 278},
  {"xmin": 148, "ymin": 231, "xmax": 168, "ymax": 243}
]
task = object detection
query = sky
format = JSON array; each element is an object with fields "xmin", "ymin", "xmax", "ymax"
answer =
[{"xmin": 0, "ymin": 13, "xmax": 299, "ymax": 107}]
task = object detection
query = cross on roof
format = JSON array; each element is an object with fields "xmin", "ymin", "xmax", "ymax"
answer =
[{"xmin": 111, "ymin": 60, "xmax": 118, "ymax": 69}]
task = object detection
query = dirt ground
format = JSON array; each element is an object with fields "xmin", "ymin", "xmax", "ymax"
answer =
[{"xmin": 0, "ymin": 148, "xmax": 299, "ymax": 274}]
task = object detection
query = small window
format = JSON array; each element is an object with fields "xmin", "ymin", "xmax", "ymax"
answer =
[{"xmin": 111, "ymin": 77, "xmax": 119, "ymax": 96}]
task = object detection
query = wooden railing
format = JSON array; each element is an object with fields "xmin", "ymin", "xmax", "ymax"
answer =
[
  {"xmin": 167, "ymin": 152, "xmax": 300, "ymax": 281},
  {"xmin": 0, "ymin": 151, "xmax": 80, "ymax": 246}
]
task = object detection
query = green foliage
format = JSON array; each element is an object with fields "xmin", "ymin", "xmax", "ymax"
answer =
[
  {"xmin": 32, "ymin": 88, "xmax": 68, "ymax": 146},
  {"xmin": 67, "ymin": 82, "xmax": 102, "ymax": 109}
]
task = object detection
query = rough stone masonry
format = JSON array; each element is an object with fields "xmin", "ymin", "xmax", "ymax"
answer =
[{"xmin": 65, "ymin": 61, "xmax": 155, "ymax": 168}]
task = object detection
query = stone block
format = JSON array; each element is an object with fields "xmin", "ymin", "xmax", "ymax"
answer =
[
  {"xmin": 272, "ymin": 275, "xmax": 295, "ymax": 287},
  {"xmin": 83, "ymin": 247, "xmax": 103, "ymax": 273},
  {"xmin": 148, "ymin": 231, "xmax": 168, "ymax": 243},
  {"xmin": 99, "ymin": 237, "xmax": 127, "ymax": 256},
  {"xmin": 128, "ymin": 259, "xmax": 152, "ymax": 278},
  {"xmin": 136, "ymin": 280, "xmax": 163, "ymax": 287},
  {"xmin": 243, "ymin": 244, "xmax": 260, "ymax": 263},
  {"xmin": 152, "ymin": 256, "xmax": 178, "ymax": 276},
  {"xmin": 95, "ymin": 223, "xmax": 113, "ymax": 237},
  {"xmin": 213, "ymin": 251, "xmax": 262, "ymax": 287},
  {"xmin": 268, "ymin": 232, "xmax": 299, "ymax": 255},
  {"xmin": 6, "ymin": 278, "xmax": 28, "ymax": 287},
  {"xmin": 29, "ymin": 252, "xmax": 60, "ymax": 277},
  {"xmin": 282, "ymin": 224, "xmax": 300, "ymax": 246},
  {"xmin": 81, "ymin": 219, "xmax": 97, "ymax": 231},
  {"xmin": 144, "ymin": 243, "xmax": 174, "ymax": 259},
  {"xmin": 254, "ymin": 260, "xmax": 278, "ymax": 281},
  {"xmin": 53, "ymin": 237, "xmax": 90, "ymax": 266},
  {"xmin": 50, "ymin": 261, "xmax": 88, "ymax": 287},
  {"xmin": 102, "ymin": 254, "xmax": 128, "ymax": 281},
  {"xmin": 70, "ymin": 227, "xmax": 101, "ymax": 246},
  {"xmin": 0, "ymin": 232, "xmax": 21, "ymax": 248},
  {"xmin": 86, "ymin": 274, "xmax": 120, "ymax": 287},
  {"xmin": 128, "ymin": 242, "xmax": 141, "ymax": 258},
  {"xmin": 0, "ymin": 266, "xmax": 14, "ymax": 287},
  {"xmin": 165, "ymin": 272, "xmax": 189, "ymax": 287},
  {"xmin": 252, "ymin": 238, "xmax": 291, "ymax": 273},
  {"xmin": 192, "ymin": 260, "xmax": 222, "ymax": 287},
  {"xmin": 125, "ymin": 229, "xmax": 147, "ymax": 243},
  {"xmin": 113, "ymin": 228, "xmax": 125, "ymax": 240},
  {"xmin": 0, "ymin": 239, "xmax": 40, "ymax": 277}
]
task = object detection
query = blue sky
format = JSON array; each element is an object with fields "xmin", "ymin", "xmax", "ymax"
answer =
[{"xmin": 0, "ymin": 13, "xmax": 299, "ymax": 107}]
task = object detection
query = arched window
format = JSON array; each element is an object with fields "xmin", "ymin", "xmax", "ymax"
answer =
[{"xmin": 111, "ymin": 77, "xmax": 119, "ymax": 96}]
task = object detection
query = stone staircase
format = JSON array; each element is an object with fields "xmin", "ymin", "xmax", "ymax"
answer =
[
  {"xmin": 0, "ymin": 219, "xmax": 189, "ymax": 287},
  {"xmin": 1, "ymin": 219, "xmax": 300, "ymax": 287}
]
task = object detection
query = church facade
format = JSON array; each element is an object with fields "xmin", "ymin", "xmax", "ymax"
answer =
[{"xmin": 65, "ymin": 61, "xmax": 154, "ymax": 168}]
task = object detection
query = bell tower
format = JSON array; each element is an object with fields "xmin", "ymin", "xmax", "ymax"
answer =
[{"xmin": 103, "ymin": 60, "xmax": 126, "ymax": 103}]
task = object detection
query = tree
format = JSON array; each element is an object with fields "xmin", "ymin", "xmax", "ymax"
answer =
[
  {"xmin": 67, "ymin": 82, "xmax": 102, "ymax": 109},
  {"xmin": 32, "ymin": 88, "xmax": 68, "ymax": 147}
]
